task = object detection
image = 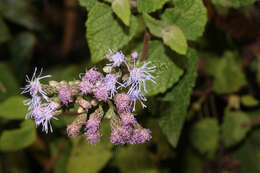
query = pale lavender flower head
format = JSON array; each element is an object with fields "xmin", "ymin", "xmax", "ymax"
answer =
[
  {"xmin": 86, "ymin": 113, "xmax": 102, "ymax": 133},
  {"xmin": 131, "ymin": 127, "xmax": 152, "ymax": 144},
  {"xmin": 21, "ymin": 68, "xmax": 51, "ymax": 100},
  {"xmin": 85, "ymin": 130, "xmax": 101, "ymax": 145},
  {"xmin": 28, "ymin": 103, "xmax": 57, "ymax": 133},
  {"xmin": 114, "ymin": 93, "xmax": 131, "ymax": 112},
  {"xmin": 58, "ymin": 86, "xmax": 73, "ymax": 105},
  {"xmin": 24, "ymin": 95, "xmax": 42, "ymax": 113},
  {"xmin": 128, "ymin": 89, "xmax": 147, "ymax": 111},
  {"xmin": 79, "ymin": 80, "xmax": 94, "ymax": 94},
  {"xmin": 110, "ymin": 126, "xmax": 132, "ymax": 145},
  {"xmin": 94, "ymin": 86, "xmax": 109, "ymax": 101},
  {"xmin": 131, "ymin": 52, "xmax": 138, "ymax": 60},
  {"xmin": 125, "ymin": 61, "xmax": 156, "ymax": 95},
  {"xmin": 108, "ymin": 51, "xmax": 125, "ymax": 67},
  {"xmin": 83, "ymin": 68, "xmax": 101, "ymax": 83},
  {"xmin": 120, "ymin": 112, "xmax": 136, "ymax": 126},
  {"xmin": 103, "ymin": 74, "xmax": 119, "ymax": 98}
]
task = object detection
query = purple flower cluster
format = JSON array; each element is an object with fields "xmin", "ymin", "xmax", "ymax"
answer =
[
  {"xmin": 22, "ymin": 68, "xmax": 59, "ymax": 133},
  {"xmin": 22, "ymin": 50, "xmax": 156, "ymax": 145},
  {"xmin": 110, "ymin": 92, "xmax": 152, "ymax": 145}
]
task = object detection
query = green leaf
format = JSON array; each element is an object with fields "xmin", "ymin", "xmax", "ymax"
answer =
[
  {"xmin": 0, "ymin": 96, "xmax": 27, "ymax": 120},
  {"xmin": 221, "ymin": 111, "xmax": 251, "ymax": 148},
  {"xmin": 0, "ymin": 17, "xmax": 11, "ymax": 44},
  {"xmin": 67, "ymin": 120, "xmax": 113, "ymax": 173},
  {"xmin": 0, "ymin": 120, "xmax": 36, "ymax": 151},
  {"xmin": 190, "ymin": 118, "xmax": 219, "ymax": 155},
  {"xmin": 143, "ymin": 14, "xmax": 187, "ymax": 54},
  {"xmin": 211, "ymin": 0, "xmax": 257, "ymax": 8},
  {"xmin": 204, "ymin": 51, "xmax": 247, "ymax": 94},
  {"xmin": 78, "ymin": 0, "xmax": 97, "ymax": 11},
  {"xmin": 159, "ymin": 48, "xmax": 199, "ymax": 147},
  {"xmin": 142, "ymin": 13, "xmax": 166, "ymax": 37},
  {"xmin": 232, "ymin": 128, "xmax": 260, "ymax": 173},
  {"xmin": 241, "ymin": 95, "xmax": 259, "ymax": 107},
  {"xmin": 162, "ymin": 25, "xmax": 187, "ymax": 55},
  {"xmin": 0, "ymin": 63, "xmax": 19, "ymax": 101},
  {"xmin": 162, "ymin": 0, "xmax": 207, "ymax": 40},
  {"xmin": 143, "ymin": 41, "xmax": 184, "ymax": 97},
  {"xmin": 137, "ymin": 0, "xmax": 168, "ymax": 13},
  {"xmin": 112, "ymin": 0, "xmax": 131, "ymax": 26},
  {"xmin": 86, "ymin": 2, "xmax": 138, "ymax": 63}
]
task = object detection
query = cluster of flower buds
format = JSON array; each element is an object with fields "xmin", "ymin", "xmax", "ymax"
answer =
[{"xmin": 22, "ymin": 50, "xmax": 156, "ymax": 145}]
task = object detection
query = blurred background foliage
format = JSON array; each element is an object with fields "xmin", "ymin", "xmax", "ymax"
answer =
[{"xmin": 0, "ymin": 0, "xmax": 260, "ymax": 173}]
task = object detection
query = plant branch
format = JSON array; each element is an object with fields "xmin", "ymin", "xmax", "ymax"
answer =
[{"xmin": 140, "ymin": 30, "xmax": 150, "ymax": 62}]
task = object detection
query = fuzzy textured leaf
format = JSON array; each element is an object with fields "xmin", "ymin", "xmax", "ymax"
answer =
[
  {"xmin": 162, "ymin": 25, "xmax": 187, "ymax": 55},
  {"xmin": 159, "ymin": 48, "xmax": 199, "ymax": 147},
  {"xmin": 137, "ymin": 0, "xmax": 168, "ymax": 13},
  {"xmin": 78, "ymin": 0, "xmax": 97, "ymax": 11},
  {"xmin": 204, "ymin": 51, "xmax": 247, "ymax": 94},
  {"xmin": 112, "ymin": 0, "xmax": 130, "ymax": 26},
  {"xmin": 0, "ymin": 120, "xmax": 36, "ymax": 151},
  {"xmin": 86, "ymin": 2, "xmax": 138, "ymax": 63},
  {"xmin": 143, "ymin": 41, "xmax": 183, "ymax": 97},
  {"xmin": 241, "ymin": 95, "xmax": 259, "ymax": 107},
  {"xmin": 162, "ymin": 0, "xmax": 207, "ymax": 40},
  {"xmin": 221, "ymin": 111, "xmax": 251, "ymax": 148},
  {"xmin": 0, "ymin": 96, "xmax": 27, "ymax": 120},
  {"xmin": 190, "ymin": 118, "xmax": 219, "ymax": 154},
  {"xmin": 143, "ymin": 13, "xmax": 166, "ymax": 37}
]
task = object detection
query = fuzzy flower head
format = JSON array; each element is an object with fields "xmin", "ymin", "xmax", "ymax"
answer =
[
  {"xmin": 28, "ymin": 103, "xmax": 57, "ymax": 133},
  {"xmin": 125, "ymin": 61, "xmax": 156, "ymax": 94},
  {"xmin": 129, "ymin": 89, "xmax": 147, "ymax": 111},
  {"xmin": 58, "ymin": 86, "xmax": 73, "ymax": 105},
  {"xmin": 103, "ymin": 74, "xmax": 120, "ymax": 98},
  {"xmin": 86, "ymin": 113, "xmax": 102, "ymax": 133},
  {"xmin": 131, "ymin": 127, "xmax": 152, "ymax": 144},
  {"xmin": 107, "ymin": 51, "xmax": 125, "ymax": 67},
  {"xmin": 85, "ymin": 130, "xmax": 101, "ymax": 145},
  {"xmin": 82, "ymin": 68, "xmax": 101, "ymax": 83},
  {"xmin": 21, "ymin": 68, "xmax": 51, "ymax": 100},
  {"xmin": 110, "ymin": 126, "xmax": 132, "ymax": 145},
  {"xmin": 131, "ymin": 51, "xmax": 138, "ymax": 60},
  {"xmin": 120, "ymin": 112, "xmax": 136, "ymax": 126},
  {"xmin": 114, "ymin": 93, "xmax": 131, "ymax": 112},
  {"xmin": 24, "ymin": 95, "xmax": 42, "ymax": 113},
  {"xmin": 79, "ymin": 80, "xmax": 94, "ymax": 94},
  {"xmin": 94, "ymin": 85, "xmax": 109, "ymax": 102}
]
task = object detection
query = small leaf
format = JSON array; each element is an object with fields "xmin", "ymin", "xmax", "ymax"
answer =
[
  {"xmin": 190, "ymin": 118, "xmax": 219, "ymax": 155},
  {"xmin": 112, "ymin": 0, "xmax": 131, "ymax": 26},
  {"xmin": 86, "ymin": 2, "xmax": 138, "ymax": 63},
  {"xmin": 162, "ymin": 25, "xmax": 187, "ymax": 55},
  {"xmin": 67, "ymin": 120, "xmax": 113, "ymax": 173},
  {"xmin": 204, "ymin": 51, "xmax": 247, "ymax": 94},
  {"xmin": 142, "ymin": 13, "xmax": 166, "ymax": 38},
  {"xmin": 137, "ymin": 0, "xmax": 168, "ymax": 13},
  {"xmin": 159, "ymin": 48, "xmax": 199, "ymax": 147},
  {"xmin": 241, "ymin": 95, "xmax": 259, "ymax": 107},
  {"xmin": 0, "ymin": 120, "xmax": 36, "ymax": 151},
  {"xmin": 221, "ymin": 111, "xmax": 251, "ymax": 148},
  {"xmin": 78, "ymin": 0, "xmax": 97, "ymax": 11},
  {"xmin": 0, "ymin": 96, "xmax": 27, "ymax": 120},
  {"xmin": 162, "ymin": 0, "xmax": 207, "ymax": 40}
]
